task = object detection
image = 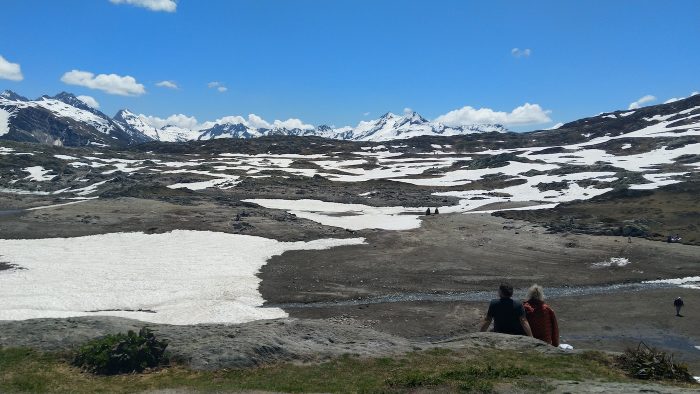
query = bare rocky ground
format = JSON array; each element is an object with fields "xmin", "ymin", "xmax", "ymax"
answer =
[
  {"xmin": 2, "ymin": 317, "xmax": 698, "ymax": 393},
  {"xmin": 0, "ymin": 316, "xmax": 570, "ymax": 370}
]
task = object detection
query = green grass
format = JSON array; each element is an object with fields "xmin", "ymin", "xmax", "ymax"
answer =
[{"xmin": 0, "ymin": 347, "xmax": 694, "ymax": 393}]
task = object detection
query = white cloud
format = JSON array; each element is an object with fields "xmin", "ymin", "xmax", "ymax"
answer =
[
  {"xmin": 208, "ymin": 81, "xmax": 228, "ymax": 93},
  {"xmin": 511, "ymin": 48, "xmax": 532, "ymax": 58},
  {"xmin": 246, "ymin": 114, "xmax": 272, "ymax": 129},
  {"xmin": 123, "ymin": 104, "xmax": 318, "ymax": 133},
  {"xmin": 109, "ymin": 0, "xmax": 177, "ymax": 12},
  {"xmin": 403, "ymin": 107, "xmax": 413, "ymax": 115},
  {"xmin": 156, "ymin": 80, "xmax": 178, "ymax": 89},
  {"xmin": 363, "ymin": 112, "xmax": 370, "ymax": 117},
  {"xmin": 141, "ymin": 113, "xmax": 199, "ymax": 129},
  {"xmin": 77, "ymin": 95, "xmax": 100, "ymax": 109},
  {"xmin": 434, "ymin": 103, "xmax": 551, "ymax": 127},
  {"xmin": 628, "ymin": 94, "xmax": 656, "ymax": 109},
  {"xmin": 61, "ymin": 70, "xmax": 146, "ymax": 96},
  {"xmin": 0, "ymin": 55, "xmax": 23, "ymax": 81},
  {"xmin": 272, "ymin": 118, "xmax": 314, "ymax": 130},
  {"xmin": 192, "ymin": 113, "xmax": 313, "ymax": 131}
]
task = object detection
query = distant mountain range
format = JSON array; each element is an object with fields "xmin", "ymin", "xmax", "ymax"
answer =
[
  {"xmin": 1, "ymin": 89, "xmax": 699, "ymax": 147},
  {"xmin": 0, "ymin": 90, "xmax": 507, "ymax": 147}
]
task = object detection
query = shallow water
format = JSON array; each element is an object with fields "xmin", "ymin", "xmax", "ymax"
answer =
[
  {"xmin": 0, "ymin": 209, "xmax": 24, "ymax": 217},
  {"xmin": 266, "ymin": 281, "xmax": 677, "ymax": 309}
]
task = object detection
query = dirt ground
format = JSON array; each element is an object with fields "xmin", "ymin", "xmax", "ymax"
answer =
[
  {"xmin": 256, "ymin": 212, "xmax": 700, "ymax": 372},
  {"xmin": 259, "ymin": 212, "xmax": 699, "ymax": 302},
  {"xmin": 0, "ymin": 197, "xmax": 352, "ymax": 242}
]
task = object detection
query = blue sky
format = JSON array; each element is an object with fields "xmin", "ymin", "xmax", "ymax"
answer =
[{"xmin": 1, "ymin": 0, "xmax": 699, "ymax": 131}]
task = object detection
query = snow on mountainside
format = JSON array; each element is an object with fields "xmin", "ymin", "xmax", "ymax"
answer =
[
  {"xmin": 0, "ymin": 90, "xmax": 509, "ymax": 146},
  {"xmin": 113, "ymin": 109, "xmax": 202, "ymax": 142},
  {"xmin": 2, "ymin": 89, "xmax": 700, "ymax": 147},
  {"xmin": 343, "ymin": 111, "xmax": 507, "ymax": 141},
  {"xmin": 113, "ymin": 109, "xmax": 161, "ymax": 140},
  {"xmin": 159, "ymin": 125, "xmax": 202, "ymax": 142},
  {"xmin": 198, "ymin": 122, "xmax": 261, "ymax": 140},
  {"xmin": 196, "ymin": 111, "xmax": 506, "ymax": 142},
  {"xmin": 0, "ymin": 91, "xmax": 152, "ymax": 146}
]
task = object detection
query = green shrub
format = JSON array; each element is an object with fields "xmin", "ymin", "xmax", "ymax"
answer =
[
  {"xmin": 617, "ymin": 342, "xmax": 695, "ymax": 382},
  {"xmin": 73, "ymin": 328, "xmax": 168, "ymax": 375}
]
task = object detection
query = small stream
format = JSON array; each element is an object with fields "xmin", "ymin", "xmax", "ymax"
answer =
[
  {"xmin": 266, "ymin": 281, "xmax": 678, "ymax": 309},
  {"xmin": 0, "ymin": 209, "xmax": 24, "ymax": 217}
]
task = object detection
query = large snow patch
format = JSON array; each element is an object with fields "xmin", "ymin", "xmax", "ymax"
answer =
[
  {"xmin": 0, "ymin": 108, "xmax": 11, "ymax": 136},
  {"xmin": 0, "ymin": 231, "xmax": 365, "ymax": 324},
  {"xmin": 244, "ymin": 198, "xmax": 423, "ymax": 230}
]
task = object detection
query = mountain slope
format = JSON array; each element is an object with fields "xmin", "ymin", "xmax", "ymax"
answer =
[
  {"xmin": 2, "ymin": 89, "xmax": 699, "ymax": 147},
  {"xmin": 0, "ymin": 91, "xmax": 152, "ymax": 147},
  {"xmin": 343, "ymin": 111, "xmax": 507, "ymax": 141}
]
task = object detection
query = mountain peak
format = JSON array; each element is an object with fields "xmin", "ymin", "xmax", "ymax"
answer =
[
  {"xmin": 113, "ymin": 109, "xmax": 136, "ymax": 121},
  {"xmin": 0, "ymin": 90, "xmax": 28, "ymax": 101},
  {"xmin": 52, "ymin": 91, "xmax": 78, "ymax": 100},
  {"xmin": 43, "ymin": 91, "xmax": 103, "ymax": 113},
  {"xmin": 402, "ymin": 111, "xmax": 428, "ymax": 123}
]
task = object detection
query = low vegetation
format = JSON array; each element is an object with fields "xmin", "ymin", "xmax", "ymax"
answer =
[
  {"xmin": 1, "ymin": 346, "xmax": 697, "ymax": 393},
  {"xmin": 617, "ymin": 342, "xmax": 695, "ymax": 382},
  {"xmin": 72, "ymin": 328, "xmax": 168, "ymax": 375}
]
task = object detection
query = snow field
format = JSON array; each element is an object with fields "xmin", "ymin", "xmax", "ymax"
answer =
[{"xmin": 0, "ymin": 231, "xmax": 365, "ymax": 324}]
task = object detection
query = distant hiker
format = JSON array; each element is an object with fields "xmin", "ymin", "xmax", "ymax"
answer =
[
  {"xmin": 674, "ymin": 297, "xmax": 684, "ymax": 317},
  {"xmin": 434, "ymin": 208, "xmax": 439, "ymax": 214},
  {"xmin": 523, "ymin": 285, "xmax": 560, "ymax": 347},
  {"xmin": 627, "ymin": 236, "xmax": 632, "ymax": 243},
  {"xmin": 425, "ymin": 208, "xmax": 431, "ymax": 216},
  {"xmin": 480, "ymin": 283, "xmax": 533, "ymax": 337}
]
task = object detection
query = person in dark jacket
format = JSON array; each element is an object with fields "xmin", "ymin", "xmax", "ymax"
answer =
[
  {"xmin": 674, "ymin": 297, "xmax": 684, "ymax": 317},
  {"xmin": 523, "ymin": 284, "xmax": 560, "ymax": 347},
  {"xmin": 480, "ymin": 283, "xmax": 533, "ymax": 337}
]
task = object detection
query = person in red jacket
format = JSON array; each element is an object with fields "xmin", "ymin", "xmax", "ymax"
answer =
[{"xmin": 523, "ymin": 284, "xmax": 560, "ymax": 347}]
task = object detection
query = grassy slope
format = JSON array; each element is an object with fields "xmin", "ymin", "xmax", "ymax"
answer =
[{"xmin": 1, "ymin": 347, "xmax": 696, "ymax": 393}]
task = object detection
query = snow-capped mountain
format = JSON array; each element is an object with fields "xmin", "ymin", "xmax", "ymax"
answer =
[
  {"xmin": 113, "ymin": 109, "xmax": 160, "ymax": 140},
  {"xmin": 159, "ymin": 125, "xmax": 202, "ymax": 142},
  {"xmin": 0, "ymin": 91, "xmax": 152, "ymax": 146},
  {"xmin": 113, "ymin": 109, "xmax": 202, "ymax": 142},
  {"xmin": 195, "ymin": 111, "xmax": 506, "ymax": 142},
  {"xmin": 198, "ymin": 122, "xmax": 260, "ymax": 140},
  {"xmin": 341, "ymin": 111, "xmax": 507, "ymax": 141},
  {"xmin": 197, "ymin": 123, "xmax": 321, "ymax": 140},
  {"xmin": 1, "ymin": 90, "xmax": 511, "ymax": 146},
  {"xmin": 3, "ymin": 89, "xmax": 699, "ymax": 148}
]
